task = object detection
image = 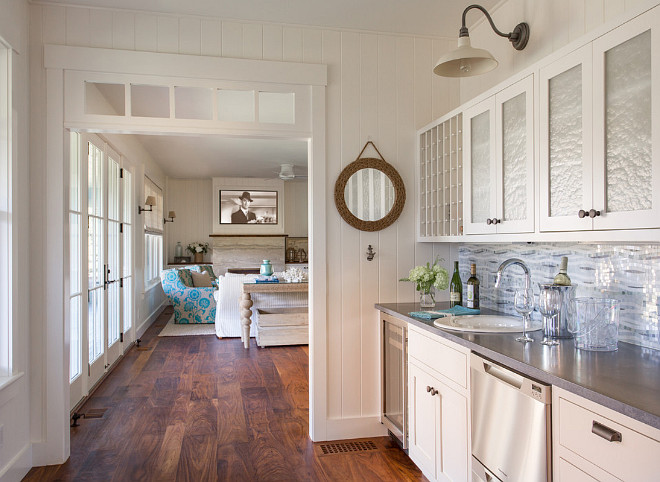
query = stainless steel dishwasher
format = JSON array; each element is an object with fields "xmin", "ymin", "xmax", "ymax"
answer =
[{"xmin": 471, "ymin": 353, "xmax": 552, "ymax": 482}]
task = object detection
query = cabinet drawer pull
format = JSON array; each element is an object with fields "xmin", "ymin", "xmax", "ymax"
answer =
[{"xmin": 592, "ymin": 421, "xmax": 622, "ymax": 442}]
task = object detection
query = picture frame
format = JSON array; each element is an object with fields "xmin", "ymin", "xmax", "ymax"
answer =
[{"xmin": 219, "ymin": 189, "xmax": 278, "ymax": 225}]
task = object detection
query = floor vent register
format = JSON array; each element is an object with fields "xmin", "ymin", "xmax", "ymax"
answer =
[{"xmin": 317, "ymin": 440, "xmax": 378, "ymax": 455}]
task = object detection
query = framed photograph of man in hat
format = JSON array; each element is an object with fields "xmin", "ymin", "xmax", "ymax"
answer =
[{"xmin": 219, "ymin": 190, "xmax": 278, "ymax": 224}]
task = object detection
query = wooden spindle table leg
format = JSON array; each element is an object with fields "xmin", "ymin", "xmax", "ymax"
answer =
[{"xmin": 240, "ymin": 292, "xmax": 253, "ymax": 348}]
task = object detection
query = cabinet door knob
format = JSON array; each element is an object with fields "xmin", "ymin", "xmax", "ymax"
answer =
[
  {"xmin": 426, "ymin": 385, "xmax": 432, "ymax": 393},
  {"xmin": 486, "ymin": 218, "xmax": 492, "ymax": 225},
  {"xmin": 592, "ymin": 421, "xmax": 622, "ymax": 442},
  {"xmin": 430, "ymin": 388, "xmax": 438, "ymax": 396},
  {"xmin": 578, "ymin": 209, "xmax": 587, "ymax": 218},
  {"xmin": 589, "ymin": 209, "xmax": 601, "ymax": 218},
  {"xmin": 492, "ymin": 218, "xmax": 500, "ymax": 225}
]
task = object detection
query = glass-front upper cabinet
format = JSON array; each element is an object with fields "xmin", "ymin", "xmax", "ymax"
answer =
[
  {"xmin": 540, "ymin": 7, "xmax": 660, "ymax": 231},
  {"xmin": 463, "ymin": 75, "xmax": 534, "ymax": 235}
]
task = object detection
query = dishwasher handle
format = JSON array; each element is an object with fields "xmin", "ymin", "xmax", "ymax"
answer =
[{"xmin": 471, "ymin": 353, "xmax": 552, "ymax": 404}]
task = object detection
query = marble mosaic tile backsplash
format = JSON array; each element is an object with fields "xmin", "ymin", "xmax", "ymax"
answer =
[{"xmin": 458, "ymin": 243, "xmax": 660, "ymax": 350}]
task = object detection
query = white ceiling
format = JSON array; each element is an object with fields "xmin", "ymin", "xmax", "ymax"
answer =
[
  {"xmin": 117, "ymin": 134, "xmax": 309, "ymax": 179},
  {"xmin": 36, "ymin": 0, "xmax": 499, "ymax": 37}
]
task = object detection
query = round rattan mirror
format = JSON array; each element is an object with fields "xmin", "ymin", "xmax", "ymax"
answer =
[{"xmin": 334, "ymin": 154, "xmax": 405, "ymax": 232}]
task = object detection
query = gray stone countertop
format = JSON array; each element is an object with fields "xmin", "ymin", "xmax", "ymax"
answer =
[{"xmin": 376, "ymin": 302, "xmax": 660, "ymax": 430}]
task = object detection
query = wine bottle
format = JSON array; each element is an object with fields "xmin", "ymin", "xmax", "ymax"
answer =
[
  {"xmin": 553, "ymin": 256, "xmax": 571, "ymax": 286},
  {"xmin": 466, "ymin": 263, "xmax": 480, "ymax": 309},
  {"xmin": 450, "ymin": 261, "xmax": 462, "ymax": 307}
]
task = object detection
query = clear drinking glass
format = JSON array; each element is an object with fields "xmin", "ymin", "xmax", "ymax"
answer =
[
  {"xmin": 514, "ymin": 288, "xmax": 534, "ymax": 343},
  {"xmin": 538, "ymin": 287, "xmax": 561, "ymax": 346}
]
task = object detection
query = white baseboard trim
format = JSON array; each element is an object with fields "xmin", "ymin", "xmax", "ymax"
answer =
[
  {"xmin": 0, "ymin": 443, "xmax": 31, "ymax": 482},
  {"xmin": 324, "ymin": 416, "xmax": 388, "ymax": 441},
  {"xmin": 136, "ymin": 301, "xmax": 168, "ymax": 339}
]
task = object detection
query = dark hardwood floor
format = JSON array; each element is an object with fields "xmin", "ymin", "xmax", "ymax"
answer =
[{"xmin": 24, "ymin": 307, "xmax": 423, "ymax": 481}]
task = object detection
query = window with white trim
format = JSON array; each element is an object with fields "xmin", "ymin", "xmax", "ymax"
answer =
[
  {"xmin": 0, "ymin": 42, "xmax": 12, "ymax": 378},
  {"xmin": 143, "ymin": 176, "xmax": 163, "ymax": 287}
]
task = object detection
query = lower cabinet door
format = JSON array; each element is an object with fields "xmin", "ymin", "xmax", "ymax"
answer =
[{"xmin": 408, "ymin": 360, "xmax": 469, "ymax": 482}]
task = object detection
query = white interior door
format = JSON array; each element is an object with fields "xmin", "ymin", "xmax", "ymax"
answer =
[{"xmin": 105, "ymin": 146, "xmax": 122, "ymax": 365}]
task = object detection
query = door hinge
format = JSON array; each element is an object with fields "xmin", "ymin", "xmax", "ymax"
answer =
[
  {"xmin": 120, "ymin": 332, "xmax": 123, "ymax": 343},
  {"xmin": 88, "ymin": 365, "xmax": 90, "ymax": 376},
  {"xmin": 120, "ymin": 168, "xmax": 124, "ymax": 178},
  {"xmin": 120, "ymin": 278, "xmax": 123, "ymax": 288},
  {"xmin": 120, "ymin": 223, "xmax": 123, "ymax": 233}
]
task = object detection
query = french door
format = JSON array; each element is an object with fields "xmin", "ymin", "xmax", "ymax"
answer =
[{"xmin": 70, "ymin": 132, "xmax": 134, "ymax": 408}]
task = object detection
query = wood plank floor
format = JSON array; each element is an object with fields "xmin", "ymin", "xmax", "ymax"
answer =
[{"xmin": 24, "ymin": 307, "xmax": 423, "ymax": 481}]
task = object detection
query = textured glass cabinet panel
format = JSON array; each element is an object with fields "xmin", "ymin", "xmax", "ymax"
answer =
[
  {"xmin": 471, "ymin": 111, "xmax": 491, "ymax": 222},
  {"xmin": 605, "ymin": 30, "xmax": 652, "ymax": 212},
  {"xmin": 502, "ymin": 92, "xmax": 527, "ymax": 221},
  {"xmin": 549, "ymin": 65, "xmax": 583, "ymax": 217}
]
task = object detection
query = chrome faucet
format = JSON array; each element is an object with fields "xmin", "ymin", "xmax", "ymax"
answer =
[{"xmin": 495, "ymin": 258, "xmax": 531, "ymax": 290}]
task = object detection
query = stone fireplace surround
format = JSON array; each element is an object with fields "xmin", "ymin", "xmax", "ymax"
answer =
[{"xmin": 211, "ymin": 235, "xmax": 287, "ymax": 275}]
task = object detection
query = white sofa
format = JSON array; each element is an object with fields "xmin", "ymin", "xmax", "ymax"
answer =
[{"xmin": 213, "ymin": 272, "xmax": 308, "ymax": 338}]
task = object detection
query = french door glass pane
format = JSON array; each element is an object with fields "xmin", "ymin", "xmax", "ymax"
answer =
[
  {"xmin": 549, "ymin": 65, "xmax": 583, "ymax": 217},
  {"xmin": 123, "ymin": 276, "xmax": 132, "ymax": 331},
  {"xmin": 70, "ymin": 295, "xmax": 81, "ymax": 381},
  {"xmin": 70, "ymin": 213, "xmax": 80, "ymax": 294},
  {"xmin": 88, "ymin": 288, "xmax": 103, "ymax": 363},
  {"xmin": 471, "ymin": 110, "xmax": 491, "ymax": 223},
  {"xmin": 70, "ymin": 134, "xmax": 80, "ymax": 211},
  {"xmin": 502, "ymin": 92, "xmax": 527, "ymax": 221},
  {"xmin": 108, "ymin": 282, "xmax": 120, "ymax": 346},
  {"xmin": 123, "ymin": 170, "xmax": 132, "ymax": 225},
  {"xmin": 88, "ymin": 217, "xmax": 103, "ymax": 289},
  {"xmin": 108, "ymin": 156, "xmax": 120, "ymax": 221},
  {"xmin": 123, "ymin": 224, "xmax": 132, "ymax": 277},
  {"xmin": 88, "ymin": 142, "xmax": 103, "ymax": 217},
  {"xmin": 605, "ymin": 30, "xmax": 652, "ymax": 212}
]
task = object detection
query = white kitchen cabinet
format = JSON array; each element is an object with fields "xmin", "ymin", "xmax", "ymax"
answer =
[
  {"xmin": 552, "ymin": 386, "xmax": 660, "ymax": 481},
  {"xmin": 407, "ymin": 326, "xmax": 470, "ymax": 482},
  {"xmin": 540, "ymin": 7, "xmax": 660, "ymax": 232},
  {"xmin": 463, "ymin": 75, "xmax": 535, "ymax": 235}
]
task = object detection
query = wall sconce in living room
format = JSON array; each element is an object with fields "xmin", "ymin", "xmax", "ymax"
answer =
[
  {"xmin": 164, "ymin": 211, "xmax": 176, "ymax": 223},
  {"xmin": 433, "ymin": 4, "xmax": 530, "ymax": 77},
  {"xmin": 138, "ymin": 195, "xmax": 156, "ymax": 214}
]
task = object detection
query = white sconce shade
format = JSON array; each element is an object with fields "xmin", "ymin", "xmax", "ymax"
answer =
[{"xmin": 433, "ymin": 36, "xmax": 498, "ymax": 77}]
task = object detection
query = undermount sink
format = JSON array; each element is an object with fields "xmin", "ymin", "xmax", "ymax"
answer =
[{"xmin": 433, "ymin": 314, "xmax": 543, "ymax": 333}]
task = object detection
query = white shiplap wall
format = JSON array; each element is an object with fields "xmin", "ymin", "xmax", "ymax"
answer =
[
  {"xmin": 460, "ymin": 0, "xmax": 656, "ymax": 102},
  {"xmin": 29, "ymin": 3, "xmax": 457, "ymax": 435}
]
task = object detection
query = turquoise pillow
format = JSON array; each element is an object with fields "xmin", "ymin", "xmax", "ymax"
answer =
[{"xmin": 200, "ymin": 265, "xmax": 216, "ymax": 279}]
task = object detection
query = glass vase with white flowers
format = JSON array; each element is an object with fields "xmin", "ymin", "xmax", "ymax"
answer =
[{"xmin": 400, "ymin": 258, "xmax": 449, "ymax": 308}]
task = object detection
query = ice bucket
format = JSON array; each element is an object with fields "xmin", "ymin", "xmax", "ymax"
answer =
[
  {"xmin": 538, "ymin": 284, "xmax": 576, "ymax": 339},
  {"xmin": 571, "ymin": 297, "xmax": 620, "ymax": 352}
]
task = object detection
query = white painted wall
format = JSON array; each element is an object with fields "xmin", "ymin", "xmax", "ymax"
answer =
[
  {"xmin": 27, "ymin": 3, "xmax": 460, "ymax": 446},
  {"xmin": 0, "ymin": 0, "xmax": 31, "ymax": 480},
  {"xmin": 459, "ymin": 0, "xmax": 657, "ymax": 103},
  {"xmin": 284, "ymin": 179, "xmax": 307, "ymax": 237}
]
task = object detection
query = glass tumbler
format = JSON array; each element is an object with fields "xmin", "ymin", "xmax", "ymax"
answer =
[{"xmin": 571, "ymin": 298, "xmax": 620, "ymax": 352}]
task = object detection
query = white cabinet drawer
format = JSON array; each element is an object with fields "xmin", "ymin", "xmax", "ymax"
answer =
[
  {"xmin": 408, "ymin": 327, "xmax": 468, "ymax": 390},
  {"xmin": 557, "ymin": 457, "xmax": 598, "ymax": 482},
  {"xmin": 557, "ymin": 396, "xmax": 660, "ymax": 481}
]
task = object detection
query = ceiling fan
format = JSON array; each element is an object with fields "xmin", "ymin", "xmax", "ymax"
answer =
[{"xmin": 277, "ymin": 163, "xmax": 308, "ymax": 181}]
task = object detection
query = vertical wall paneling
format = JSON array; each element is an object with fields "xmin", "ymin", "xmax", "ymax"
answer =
[
  {"xmin": 42, "ymin": 5, "xmax": 66, "ymax": 45},
  {"xmin": 263, "ymin": 24, "xmax": 283, "ymax": 61},
  {"xmin": 585, "ymin": 0, "xmax": 606, "ymax": 33},
  {"xmin": 339, "ymin": 31, "xmax": 362, "ymax": 418},
  {"xmin": 65, "ymin": 7, "xmax": 89, "ymax": 47},
  {"xmin": 221, "ymin": 21, "xmax": 243, "ymax": 58},
  {"xmin": 157, "ymin": 16, "xmax": 179, "ymax": 53},
  {"xmin": 303, "ymin": 29, "xmax": 323, "ymax": 64},
  {"xmin": 283, "ymin": 27, "xmax": 303, "ymax": 62},
  {"xmin": 395, "ymin": 36, "xmax": 417, "ymax": 304},
  {"xmin": 604, "ymin": 0, "xmax": 627, "ymax": 20},
  {"xmin": 323, "ymin": 29, "xmax": 343, "ymax": 420},
  {"xmin": 179, "ymin": 17, "xmax": 201, "ymax": 55},
  {"xmin": 112, "ymin": 11, "xmax": 135, "ymax": 50},
  {"xmin": 242, "ymin": 23, "xmax": 263, "ymax": 59},
  {"xmin": 358, "ymin": 33, "xmax": 380, "ymax": 417},
  {"xmin": 134, "ymin": 13, "xmax": 158, "ymax": 52},
  {"xmin": 200, "ymin": 19, "xmax": 221, "ymax": 57},
  {"xmin": 89, "ymin": 9, "xmax": 113, "ymax": 49},
  {"xmin": 376, "ymin": 35, "xmax": 399, "ymax": 306},
  {"xmin": 569, "ymin": 1, "xmax": 587, "ymax": 41}
]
